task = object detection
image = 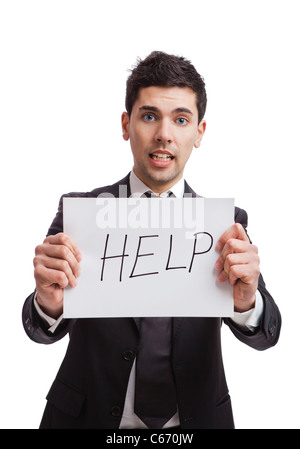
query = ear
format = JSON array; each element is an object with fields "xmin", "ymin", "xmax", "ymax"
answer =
[
  {"xmin": 121, "ymin": 112, "xmax": 130, "ymax": 141},
  {"xmin": 194, "ymin": 120, "xmax": 206, "ymax": 148}
]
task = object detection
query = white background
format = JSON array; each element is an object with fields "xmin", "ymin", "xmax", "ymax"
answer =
[{"xmin": 0, "ymin": 0, "xmax": 299, "ymax": 429}]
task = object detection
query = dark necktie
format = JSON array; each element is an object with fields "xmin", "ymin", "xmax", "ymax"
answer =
[{"xmin": 134, "ymin": 190, "xmax": 177, "ymax": 429}]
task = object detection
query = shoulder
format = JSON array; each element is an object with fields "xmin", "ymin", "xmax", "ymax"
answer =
[
  {"xmin": 185, "ymin": 181, "xmax": 248, "ymax": 230},
  {"xmin": 185, "ymin": 181, "xmax": 248, "ymax": 229},
  {"xmin": 57, "ymin": 172, "xmax": 131, "ymax": 206},
  {"xmin": 89, "ymin": 173, "xmax": 131, "ymax": 197},
  {"xmin": 61, "ymin": 172, "xmax": 131, "ymax": 200},
  {"xmin": 47, "ymin": 173, "xmax": 131, "ymax": 236},
  {"xmin": 234, "ymin": 206, "xmax": 248, "ymax": 229}
]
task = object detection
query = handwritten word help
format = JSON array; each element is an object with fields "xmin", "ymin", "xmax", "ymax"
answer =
[{"xmin": 100, "ymin": 232, "xmax": 213, "ymax": 282}]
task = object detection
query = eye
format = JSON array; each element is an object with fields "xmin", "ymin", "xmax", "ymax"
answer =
[
  {"xmin": 176, "ymin": 117, "xmax": 188, "ymax": 125},
  {"xmin": 143, "ymin": 113, "xmax": 156, "ymax": 122}
]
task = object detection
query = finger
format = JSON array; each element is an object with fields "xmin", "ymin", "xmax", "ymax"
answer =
[
  {"xmin": 223, "ymin": 252, "xmax": 252, "ymax": 275},
  {"xmin": 218, "ymin": 258, "xmax": 259, "ymax": 285},
  {"xmin": 215, "ymin": 239, "xmax": 251, "ymax": 271},
  {"xmin": 36, "ymin": 243, "xmax": 81, "ymax": 278},
  {"xmin": 228, "ymin": 263, "xmax": 259, "ymax": 287},
  {"xmin": 34, "ymin": 264, "xmax": 69, "ymax": 289},
  {"xmin": 35, "ymin": 254, "xmax": 78, "ymax": 288},
  {"xmin": 228, "ymin": 265, "xmax": 242, "ymax": 286},
  {"xmin": 222, "ymin": 240, "xmax": 258, "ymax": 270},
  {"xmin": 44, "ymin": 233, "xmax": 82, "ymax": 262},
  {"xmin": 217, "ymin": 263, "xmax": 246, "ymax": 284},
  {"xmin": 221, "ymin": 239, "xmax": 252, "ymax": 261},
  {"xmin": 216, "ymin": 223, "xmax": 248, "ymax": 251}
]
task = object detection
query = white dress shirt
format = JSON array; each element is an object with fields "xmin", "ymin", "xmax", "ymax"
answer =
[{"xmin": 34, "ymin": 169, "xmax": 264, "ymax": 428}]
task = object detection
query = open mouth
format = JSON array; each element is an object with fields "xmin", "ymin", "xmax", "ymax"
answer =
[{"xmin": 150, "ymin": 152, "xmax": 174, "ymax": 162}]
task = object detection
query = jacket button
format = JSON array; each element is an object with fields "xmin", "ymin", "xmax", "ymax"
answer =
[
  {"xmin": 111, "ymin": 406, "xmax": 121, "ymax": 417},
  {"xmin": 269, "ymin": 324, "xmax": 276, "ymax": 336},
  {"xmin": 25, "ymin": 318, "xmax": 32, "ymax": 332},
  {"xmin": 123, "ymin": 350, "xmax": 135, "ymax": 361}
]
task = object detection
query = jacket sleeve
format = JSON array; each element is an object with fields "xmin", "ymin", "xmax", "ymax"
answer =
[
  {"xmin": 223, "ymin": 207, "xmax": 281, "ymax": 350},
  {"xmin": 22, "ymin": 291, "xmax": 73, "ymax": 344},
  {"xmin": 22, "ymin": 194, "xmax": 77, "ymax": 344}
]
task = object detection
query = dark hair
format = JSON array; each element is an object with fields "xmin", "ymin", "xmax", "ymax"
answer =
[{"xmin": 125, "ymin": 51, "xmax": 207, "ymax": 124}]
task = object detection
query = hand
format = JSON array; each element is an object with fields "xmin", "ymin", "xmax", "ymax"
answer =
[
  {"xmin": 33, "ymin": 232, "xmax": 81, "ymax": 319},
  {"xmin": 215, "ymin": 223, "xmax": 260, "ymax": 313}
]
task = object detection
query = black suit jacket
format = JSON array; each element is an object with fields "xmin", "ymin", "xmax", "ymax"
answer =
[{"xmin": 22, "ymin": 173, "xmax": 281, "ymax": 429}]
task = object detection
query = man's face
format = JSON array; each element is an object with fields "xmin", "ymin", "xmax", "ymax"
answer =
[{"xmin": 122, "ymin": 86, "xmax": 206, "ymax": 194}]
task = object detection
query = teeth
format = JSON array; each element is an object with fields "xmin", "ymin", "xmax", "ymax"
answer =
[{"xmin": 151, "ymin": 154, "xmax": 173, "ymax": 161}]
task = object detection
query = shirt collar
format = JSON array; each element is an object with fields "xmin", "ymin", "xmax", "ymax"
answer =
[{"xmin": 129, "ymin": 170, "xmax": 185, "ymax": 198}]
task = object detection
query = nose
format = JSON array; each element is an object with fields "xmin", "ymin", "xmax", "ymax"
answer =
[{"xmin": 155, "ymin": 119, "xmax": 173, "ymax": 145}]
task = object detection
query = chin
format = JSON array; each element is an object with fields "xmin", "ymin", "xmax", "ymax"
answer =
[{"xmin": 148, "ymin": 172, "xmax": 179, "ymax": 187}]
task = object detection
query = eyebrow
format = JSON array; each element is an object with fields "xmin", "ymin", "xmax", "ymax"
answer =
[
  {"xmin": 172, "ymin": 107, "xmax": 193, "ymax": 116},
  {"xmin": 139, "ymin": 106, "xmax": 160, "ymax": 113},
  {"xmin": 139, "ymin": 105, "xmax": 193, "ymax": 116}
]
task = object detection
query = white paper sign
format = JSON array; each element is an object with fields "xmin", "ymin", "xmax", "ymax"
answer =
[{"xmin": 63, "ymin": 197, "xmax": 234, "ymax": 318}]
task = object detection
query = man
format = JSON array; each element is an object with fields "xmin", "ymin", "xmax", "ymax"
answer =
[{"xmin": 22, "ymin": 51, "xmax": 281, "ymax": 429}]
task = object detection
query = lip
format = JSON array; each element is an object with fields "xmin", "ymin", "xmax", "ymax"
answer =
[
  {"xmin": 149, "ymin": 149, "xmax": 174, "ymax": 168},
  {"xmin": 151, "ymin": 149, "xmax": 174, "ymax": 156}
]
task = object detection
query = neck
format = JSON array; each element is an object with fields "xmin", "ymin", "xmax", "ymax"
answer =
[{"xmin": 133, "ymin": 171, "xmax": 182, "ymax": 195}]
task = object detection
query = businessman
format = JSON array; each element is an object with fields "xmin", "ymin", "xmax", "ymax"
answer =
[{"xmin": 22, "ymin": 51, "xmax": 281, "ymax": 429}]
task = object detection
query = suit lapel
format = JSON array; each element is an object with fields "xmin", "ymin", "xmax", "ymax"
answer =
[
  {"xmin": 105, "ymin": 172, "xmax": 131, "ymax": 198},
  {"xmin": 183, "ymin": 180, "xmax": 201, "ymax": 198}
]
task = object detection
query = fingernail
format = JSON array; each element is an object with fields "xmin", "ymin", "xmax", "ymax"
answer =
[
  {"xmin": 218, "ymin": 272, "xmax": 227, "ymax": 282},
  {"xmin": 215, "ymin": 261, "xmax": 222, "ymax": 270}
]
